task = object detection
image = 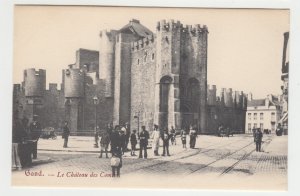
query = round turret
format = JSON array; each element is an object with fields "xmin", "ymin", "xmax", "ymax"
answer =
[
  {"xmin": 64, "ymin": 68, "xmax": 84, "ymax": 98},
  {"xmin": 24, "ymin": 68, "xmax": 46, "ymax": 97}
]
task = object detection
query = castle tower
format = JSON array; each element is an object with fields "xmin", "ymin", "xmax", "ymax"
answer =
[
  {"xmin": 154, "ymin": 20, "xmax": 182, "ymax": 130},
  {"xmin": 99, "ymin": 30, "xmax": 118, "ymax": 98},
  {"xmin": 23, "ymin": 68, "xmax": 46, "ymax": 122},
  {"xmin": 64, "ymin": 68, "xmax": 84, "ymax": 133}
]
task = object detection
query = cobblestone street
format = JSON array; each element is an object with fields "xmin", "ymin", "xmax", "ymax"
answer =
[{"xmin": 12, "ymin": 134, "xmax": 287, "ymax": 190}]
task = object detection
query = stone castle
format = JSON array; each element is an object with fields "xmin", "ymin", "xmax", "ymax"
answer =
[{"xmin": 13, "ymin": 19, "xmax": 247, "ymax": 134}]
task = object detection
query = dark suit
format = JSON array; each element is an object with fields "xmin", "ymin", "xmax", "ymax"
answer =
[
  {"xmin": 254, "ymin": 130, "xmax": 263, "ymax": 152},
  {"xmin": 62, "ymin": 125, "xmax": 70, "ymax": 148},
  {"xmin": 139, "ymin": 130, "xmax": 149, "ymax": 158},
  {"xmin": 29, "ymin": 121, "xmax": 41, "ymax": 159}
]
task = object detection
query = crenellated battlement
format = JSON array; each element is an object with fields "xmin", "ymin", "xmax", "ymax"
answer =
[
  {"xmin": 64, "ymin": 68, "xmax": 84, "ymax": 98},
  {"xmin": 131, "ymin": 34, "xmax": 155, "ymax": 51},
  {"xmin": 99, "ymin": 29, "xmax": 118, "ymax": 42},
  {"xmin": 182, "ymin": 24, "xmax": 208, "ymax": 36},
  {"xmin": 156, "ymin": 19, "xmax": 182, "ymax": 31},
  {"xmin": 24, "ymin": 68, "xmax": 46, "ymax": 97}
]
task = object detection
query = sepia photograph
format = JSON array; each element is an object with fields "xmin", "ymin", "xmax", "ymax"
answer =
[{"xmin": 10, "ymin": 5, "xmax": 289, "ymax": 190}]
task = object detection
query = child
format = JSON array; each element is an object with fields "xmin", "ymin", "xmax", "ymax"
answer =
[
  {"xmin": 111, "ymin": 148, "xmax": 122, "ymax": 177},
  {"xmin": 181, "ymin": 129, "xmax": 187, "ymax": 149},
  {"xmin": 130, "ymin": 130, "xmax": 137, "ymax": 156}
]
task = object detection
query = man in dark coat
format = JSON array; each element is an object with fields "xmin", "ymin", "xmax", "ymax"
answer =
[
  {"xmin": 130, "ymin": 130, "xmax": 137, "ymax": 156},
  {"xmin": 138, "ymin": 126, "xmax": 149, "ymax": 159},
  {"xmin": 62, "ymin": 121, "xmax": 70, "ymax": 148},
  {"xmin": 110, "ymin": 126, "xmax": 120, "ymax": 154},
  {"xmin": 161, "ymin": 128, "xmax": 171, "ymax": 156},
  {"xmin": 99, "ymin": 130, "xmax": 110, "ymax": 158},
  {"xmin": 254, "ymin": 128, "xmax": 263, "ymax": 152},
  {"xmin": 29, "ymin": 115, "xmax": 42, "ymax": 159}
]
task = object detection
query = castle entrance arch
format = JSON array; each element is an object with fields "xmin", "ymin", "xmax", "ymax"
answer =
[
  {"xmin": 182, "ymin": 78, "xmax": 200, "ymax": 130},
  {"xmin": 158, "ymin": 76, "xmax": 172, "ymax": 130}
]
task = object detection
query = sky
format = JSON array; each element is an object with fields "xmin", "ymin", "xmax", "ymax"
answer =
[{"xmin": 13, "ymin": 6, "xmax": 289, "ymax": 99}]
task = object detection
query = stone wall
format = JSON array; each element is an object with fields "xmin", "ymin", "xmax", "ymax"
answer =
[{"xmin": 130, "ymin": 37, "xmax": 156, "ymax": 132}]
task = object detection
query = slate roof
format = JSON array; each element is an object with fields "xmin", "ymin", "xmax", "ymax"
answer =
[
  {"xmin": 247, "ymin": 99, "xmax": 265, "ymax": 107},
  {"xmin": 119, "ymin": 19, "xmax": 153, "ymax": 38}
]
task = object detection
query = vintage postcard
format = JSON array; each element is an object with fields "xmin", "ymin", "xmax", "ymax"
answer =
[{"xmin": 11, "ymin": 5, "xmax": 289, "ymax": 190}]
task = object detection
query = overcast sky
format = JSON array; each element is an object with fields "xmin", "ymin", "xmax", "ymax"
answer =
[{"xmin": 13, "ymin": 6, "xmax": 289, "ymax": 99}]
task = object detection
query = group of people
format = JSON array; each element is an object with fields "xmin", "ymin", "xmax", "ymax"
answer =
[
  {"xmin": 217, "ymin": 125, "xmax": 233, "ymax": 137},
  {"xmin": 93, "ymin": 123, "xmax": 199, "ymax": 177},
  {"xmin": 12, "ymin": 114, "xmax": 42, "ymax": 159}
]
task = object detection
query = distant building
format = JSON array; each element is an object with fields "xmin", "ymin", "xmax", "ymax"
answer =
[{"xmin": 245, "ymin": 95, "xmax": 281, "ymax": 133}]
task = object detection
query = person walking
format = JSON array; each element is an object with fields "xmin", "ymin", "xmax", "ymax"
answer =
[
  {"xmin": 151, "ymin": 124, "xmax": 161, "ymax": 156},
  {"xmin": 254, "ymin": 128, "xmax": 263, "ymax": 152},
  {"xmin": 180, "ymin": 129, "xmax": 187, "ymax": 149},
  {"xmin": 29, "ymin": 115, "xmax": 42, "ymax": 158},
  {"xmin": 62, "ymin": 121, "xmax": 70, "ymax": 148},
  {"xmin": 138, "ymin": 126, "xmax": 149, "ymax": 159},
  {"xmin": 161, "ymin": 128, "xmax": 171, "ymax": 156},
  {"xmin": 130, "ymin": 130, "xmax": 137, "ymax": 156},
  {"xmin": 189, "ymin": 126, "xmax": 197, "ymax": 149},
  {"xmin": 99, "ymin": 130, "xmax": 110, "ymax": 158}
]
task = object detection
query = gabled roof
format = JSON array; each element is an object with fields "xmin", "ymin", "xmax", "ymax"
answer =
[{"xmin": 119, "ymin": 19, "xmax": 153, "ymax": 38}]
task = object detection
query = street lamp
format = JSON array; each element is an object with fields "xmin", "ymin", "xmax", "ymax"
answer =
[{"xmin": 93, "ymin": 96, "xmax": 99, "ymax": 133}]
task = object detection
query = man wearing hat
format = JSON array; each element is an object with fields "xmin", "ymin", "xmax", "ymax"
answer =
[
  {"xmin": 138, "ymin": 126, "xmax": 149, "ymax": 159},
  {"xmin": 29, "ymin": 115, "xmax": 42, "ymax": 159}
]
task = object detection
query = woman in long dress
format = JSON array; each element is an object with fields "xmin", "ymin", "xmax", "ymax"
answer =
[
  {"xmin": 152, "ymin": 124, "xmax": 161, "ymax": 156},
  {"xmin": 189, "ymin": 126, "xmax": 197, "ymax": 149}
]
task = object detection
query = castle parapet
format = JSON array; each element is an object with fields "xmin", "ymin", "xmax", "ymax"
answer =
[
  {"xmin": 131, "ymin": 34, "xmax": 155, "ymax": 51},
  {"xmin": 156, "ymin": 19, "xmax": 182, "ymax": 31},
  {"xmin": 24, "ymin": 68, "xmax": 46, "ymax": 97},
  {"xmin": 64, "ymin": 68, "xmax": 84, "ymax": 98}
]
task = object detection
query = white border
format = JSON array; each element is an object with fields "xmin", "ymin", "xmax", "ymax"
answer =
[{"xmin": 1, "ymin": 0, "xmax": 299, "ymax": 196}]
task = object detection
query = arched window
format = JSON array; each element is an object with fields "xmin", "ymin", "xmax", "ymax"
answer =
[
  {"xmin": 159, "ymin": 76, "xmax": 172, "ymax": 112},
  {"xmin": 186, "ymin": 78, "xmax": 200, "ymax": 112}
]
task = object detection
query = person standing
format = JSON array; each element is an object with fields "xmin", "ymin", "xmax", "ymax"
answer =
[
  {"xmin": 161, "ymin": 128, "xmax": 171, "ymax": 156},
  {"xmin": 254, "ymin": 128, "xmax": 263, "ymax": 152},
  {"xmin": 138, "ymin": 126, "xmax": 149, "ymax": 159},
  {"xmin": 29, "ymin": 115, "xmax": 42, "ymax": 159},
  {"xmin": 119, "ymin": 127, "xmax": 126, "ymax": 155},
  {"xmin": 62, "ymin": 121, "xmax": 70, "ymax": 148},
  {"xmin": 151, "ymin": 124, "xmax": 161, "ymax": 156},
  {"xmin": 99, "ymin": 130, "xmax": 110, "ymax": 158},
  {"xmin": 110, "ymin": 126, "xmax": 120, "ymax": 153},
  {"xmin": 130, "ymin": 130, "xmax": 137, "ymax": 156},
  {"xmin": 111, "ymin": 146, "xmax": 122, "ymax": 177},
  {"xmin": 124, "ymin": 122, "xmax": 131, "ymax": 151},
  {"xmin": 189, "ymin": 126, "xmax": 197, "ymax": 149},
  {"xmin": 180, "ymin": 129, "xmax": 187, "ymax": 149},
  {"xmin": 170, "ymin": 126, "xmax": 176, "ymax": 145}
]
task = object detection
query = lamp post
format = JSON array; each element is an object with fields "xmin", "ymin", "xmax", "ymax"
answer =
[{"xmin": 93, "ymin": 96, "xmax": 99, "ymax": 134}]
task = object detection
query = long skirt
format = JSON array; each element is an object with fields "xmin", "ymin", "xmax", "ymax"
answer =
[
  {"xmin": 152, "ymin": 138, "xmax": 160, "ymax": 151},
  {"xmin": 190, "ymin": 136, "xmax": 196, "ymax": 148}
]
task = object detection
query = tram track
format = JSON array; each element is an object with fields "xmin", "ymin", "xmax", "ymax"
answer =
[{"xmin": 125, "ymin": 137, "xmax": 248, "ymax": 174}]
